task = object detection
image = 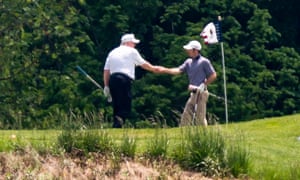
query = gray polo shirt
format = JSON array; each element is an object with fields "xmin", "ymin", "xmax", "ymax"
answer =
[{"xmin": 179, "ymin": 55, "xmax": 215, "ymax": 86}]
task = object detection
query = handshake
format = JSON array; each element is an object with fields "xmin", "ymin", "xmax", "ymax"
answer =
[{"xmin": 153, "ymin": 66, "xmax": 167, "ymax": 73}]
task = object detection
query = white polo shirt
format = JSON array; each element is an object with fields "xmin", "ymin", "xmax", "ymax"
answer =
[{"xmin": 104, "ymin": 45, "xmax": 146, "ymax": 80}]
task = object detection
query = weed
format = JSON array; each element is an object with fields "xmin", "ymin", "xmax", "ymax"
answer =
[
  {"xmin": 289, "ymin": 161, "xmax": 300, "ymax": 180},
  {"xmin": 119, "ymin": 130, "xmax": 136, "ymax": 158},
  {"xmin": 173, "ymin": 126, "xmax": 250, "ymax": 177},
  {"xmin": 57, "ymin": 129, "xmax": 114, "ymax": 154},
  {"xmin": 107, "ymin": 150, "xmax": 122, "ymax": 175},
  {"xmin": 226, "ymin": 136, "xmax": 251, "ymax": 177},
  {"xmin": 186, "ymin": 127, "xmax": 225, "ymax": 176},
  {"xmin": 145, "ymin": 129, "xmax": 169, "ymax": 158}
]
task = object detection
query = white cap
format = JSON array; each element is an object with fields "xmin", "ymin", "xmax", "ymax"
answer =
[
  {"xmin": 121, "ymin": 33, "xmax": 140, "ymax": 44},
  {"xmin": 183, "ymin": 40, "xmax": 201, "ymax": 50}
]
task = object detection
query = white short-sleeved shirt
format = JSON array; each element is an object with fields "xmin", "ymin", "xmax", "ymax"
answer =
[{"xmin": 104, "ymin": 45, "xmax": 146, "ymax": 80}]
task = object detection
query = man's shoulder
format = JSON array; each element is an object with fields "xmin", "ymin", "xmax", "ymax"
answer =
[
  {"xmin": 108, "ymin": 46, "xmax": 120, "ymax": 54},
  {"xmin": 109, "ymin": 45, "xmax": 136, "ymax": 55},
  {"xmin": 184, "ymin": 58, "xmax": 193, "ymax": 63},
  {"xmin": 199, "ymin": 55, "xmax": 209, "ymax": 61}
]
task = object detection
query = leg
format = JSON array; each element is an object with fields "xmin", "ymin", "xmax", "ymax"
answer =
[
  {"xmin": 195, "ymin": 90, "xmax": 209, "ymax": 126},
  {"xmin": 109, "ymin": 73, "xmax": 132, "ymax": 128},
  {"xmin": 180, "ymin": 92, "xmax": 197, "ymax": 126}
]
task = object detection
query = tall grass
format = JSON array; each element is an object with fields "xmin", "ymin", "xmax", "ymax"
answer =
[
  {"xmin": 119, "ymin": 130, "xmax": 137, "ymax": 158},
  {"xmin": 145, "ymin": 129, "xmax": 169, "ymax": 158},
  {"xmin": 289, "ymin": 162, "xmax": 300, "ymax": 180},
  {"xmin": 57, "ymin": 129, "xmax": 114, "ymax": 154},
  {"xmin": 226, "ymin": 135, "xmax": 251, "ymax": 178},
  {"xmin": 226, "ymin": 114, "xmax": 300, "ymax": 179},
  {"xmin": 172, "ymin": 127, "xmax": 250, "ymax": 177},
  {"xmin": 1, "ymin": 114, "xmax": 299, "ymax": 179}
]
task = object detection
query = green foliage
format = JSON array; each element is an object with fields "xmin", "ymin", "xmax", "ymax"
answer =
[
  {"xmin": 119, "ymin": 130, "xmax": 136, "ymax": 158},
  {"xmin": 289, "ymin": 162, "xmax": 300, "ymax": 180},
  {"xmin": 172, "ymin": 127, "xmax": 250, "ymax": 177},
  {"xmin": 57, "ymin": 130, "xmax": 75, "ymax": 153},
  {"xmin": 226, "ymin": 137, "xmax": 251, "ymax": 177},
  {"xmin": 135, "ymin": 120, "xmax": 156, "ymax": 129},
  {"xmin": 56, "ymin": 110, "xmax": 113, "ymax": 153},
  {"xmin": 0, "ymin": 0, "xmax": 299, "ymax": 128},
  {"xmin": 0, "ymin": 114, "xmax": 299, "ymax": 178},
  {"xmin": 0, "ymin": 0, "xmax": 100, "ymax": 129},
  {"xmin": 173, "ymin": 127, "xmax": 226, "ymax": 176},
  {"xmin": 57, "ymin": 129, "xmax": 113, "ymax": 154},
  {"xmin": 145, "ymin": 129, "xmax": 169, "ymax": 158}
]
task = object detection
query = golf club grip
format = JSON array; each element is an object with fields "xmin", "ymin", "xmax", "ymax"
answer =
[{"xmin": 76, "ymin": 66, "xmax": 103, "ymax": 90}]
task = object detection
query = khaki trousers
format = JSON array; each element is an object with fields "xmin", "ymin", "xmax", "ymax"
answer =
[{"xmin": 180, "ymin": 90, "xmax": 209, "ymax": 126}]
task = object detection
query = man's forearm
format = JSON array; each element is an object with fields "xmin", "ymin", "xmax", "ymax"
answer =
[
  {"xmin": 205, "ymin": 72, "xmax": 217, "ymax": 85},
  {"xmin": 103, "ymin": 70, "xmax": 110, "ymax": 86}
]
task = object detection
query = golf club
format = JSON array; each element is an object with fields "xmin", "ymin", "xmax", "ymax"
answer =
[
  {"xmin": 209, "ymin": 92, "xmax": 225, "ymax": 101},
  {"xmin": 192, "ymin": 91, "xmax": 225, "ymax": 125},
  {"xmin": 76, "ymin": 65, "xmax": 112, "ymax": 102},
  {"xmin": 192, "ymin": 92, "xmax": 201, "ymax": 125}
]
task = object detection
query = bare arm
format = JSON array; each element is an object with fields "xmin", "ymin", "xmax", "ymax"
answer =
[
  {"xmin": 140, "ymin": 61, "xmax": 182, "ymax": 75},
  {"xmin": 159, "ymin": 67, "xmax": 182, "ymax": 75},
  {"xmin": 205, "ymin": 72, "xmax": 217, "ymax": 85},
  {"xmin": 103, "ymin": 69, "xmax": 110, "ymax": 87},
  {"xmin": 140, "ymin": 62, "xmax": 158, "ymax": 72}
]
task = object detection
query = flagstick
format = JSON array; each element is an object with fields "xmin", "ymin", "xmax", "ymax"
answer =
[
  {"xmin": 218, "ymin": 16, "xmax": 228, "ymax": 124},
  {"xmin": 201, "ymin": 16, "xmax": 228, "ymax": 124},
  {"xmin": 220, "ymin": 42, "xmax": 228, "ymax": 124}
]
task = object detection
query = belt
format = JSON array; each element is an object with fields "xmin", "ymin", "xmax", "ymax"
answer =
[
  {"xmin": 111, "ymin": 72, "xmax": 133, "ymax": 82},
  {"xmin": 191, "ymin": 88, "xmax": 208, "ymax": 94}
]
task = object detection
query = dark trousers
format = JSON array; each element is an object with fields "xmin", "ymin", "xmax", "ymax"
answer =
[{"xmin": 109, "ymin": 73, "xmax": 132, "ymax": 128}]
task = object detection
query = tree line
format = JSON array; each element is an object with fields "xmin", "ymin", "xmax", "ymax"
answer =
[{"xmin": 0, "ymin": 0, "xmax": 299, "ymax": 129}]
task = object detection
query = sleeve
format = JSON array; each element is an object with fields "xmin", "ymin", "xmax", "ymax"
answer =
[
  {"xmin": 178, "ymin": 60, "xmax": 188, "ymax": 73},
  {"xmin": 203, "ymin": 60, "xmax": 216, "ymax": 77},
  {"xmin": 103, "ymin": 56, "xmax": 110, "ymax": 70},
  {"xmin": 132, "ymin": 49, "xmax": 146, "ymax": 66}
]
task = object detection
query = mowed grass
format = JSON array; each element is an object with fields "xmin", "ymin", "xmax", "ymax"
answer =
[
  {"xmin": 224, "ymin": 114, "xmax": 300, "ymax": 179},
  {"xmin": 0, "ymin": 114, "xmax": 299, "ymax": 179}
]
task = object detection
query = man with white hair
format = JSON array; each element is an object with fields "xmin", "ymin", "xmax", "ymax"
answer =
[
  {"xmin": 103, "ymin": 33, "xmax": 160, "ymax": 128},
  {"xmin": 159, "ymin": 40, "xmax": 217, "ymax": 126}
]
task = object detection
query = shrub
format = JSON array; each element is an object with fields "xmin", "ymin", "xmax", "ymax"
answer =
[
  {"xmin": 145, "ymin": 129, "xmax": 169, "ymax": 158},
  {"xmin": 135, "ymin": 120, "xmax": 156, "ymax": 128},
  {"xmin": 172, "ymin": 127, "xmax": 251, "ymax": 178},
  {"xmin": 57, "ymin": 129, "xmax": 113, "ymax": 154},
  {"xmin": 185, "ymin": 127, "xmax": 226, "ymax": 176},
  {"xmin": 226, "ymin": 137, "xmax": 251, "ymax": 177},
  {"xmin": 119, "ymin": 130, "xmax": 136, "ymax": 158}
]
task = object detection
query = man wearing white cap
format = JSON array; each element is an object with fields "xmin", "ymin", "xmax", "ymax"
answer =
[
  {"xmin": 103, "ymin": 33, "xmax": 160, "ymax": 128},
  {"xmin": 159, "ymin": 40, "xmax": 217, "ymax": 126}
]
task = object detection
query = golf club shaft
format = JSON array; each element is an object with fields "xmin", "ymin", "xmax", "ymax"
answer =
[
  {"xmin": 209, "ymin": 92, "xmax": 225, "ymax": 101},
  {"xmin": 76, "ymin": 65, "xmax": 103, "ymax": 90}
]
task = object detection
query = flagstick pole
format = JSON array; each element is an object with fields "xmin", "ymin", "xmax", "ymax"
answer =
[
  {"xmin": 220, "ymin": 42, "xmax": 228, "ymax": 124},
  {"xmin": 217, "ymin": 16, "xmax": 228, "ymax": 124}
]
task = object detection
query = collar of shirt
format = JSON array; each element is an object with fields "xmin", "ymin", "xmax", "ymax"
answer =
[{"xmin": 192, "ymin": 55, "xmax": 200, "ymax": 61}]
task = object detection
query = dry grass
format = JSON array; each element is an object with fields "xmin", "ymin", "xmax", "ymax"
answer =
[{"xmin": 0, "ymin": 147, "xmax": 212, "ymax": 180}]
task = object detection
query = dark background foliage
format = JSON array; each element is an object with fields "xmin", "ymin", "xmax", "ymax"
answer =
[{"xmin": 0, "ymin": 0, "xmax": 299, "ymax": 128}]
